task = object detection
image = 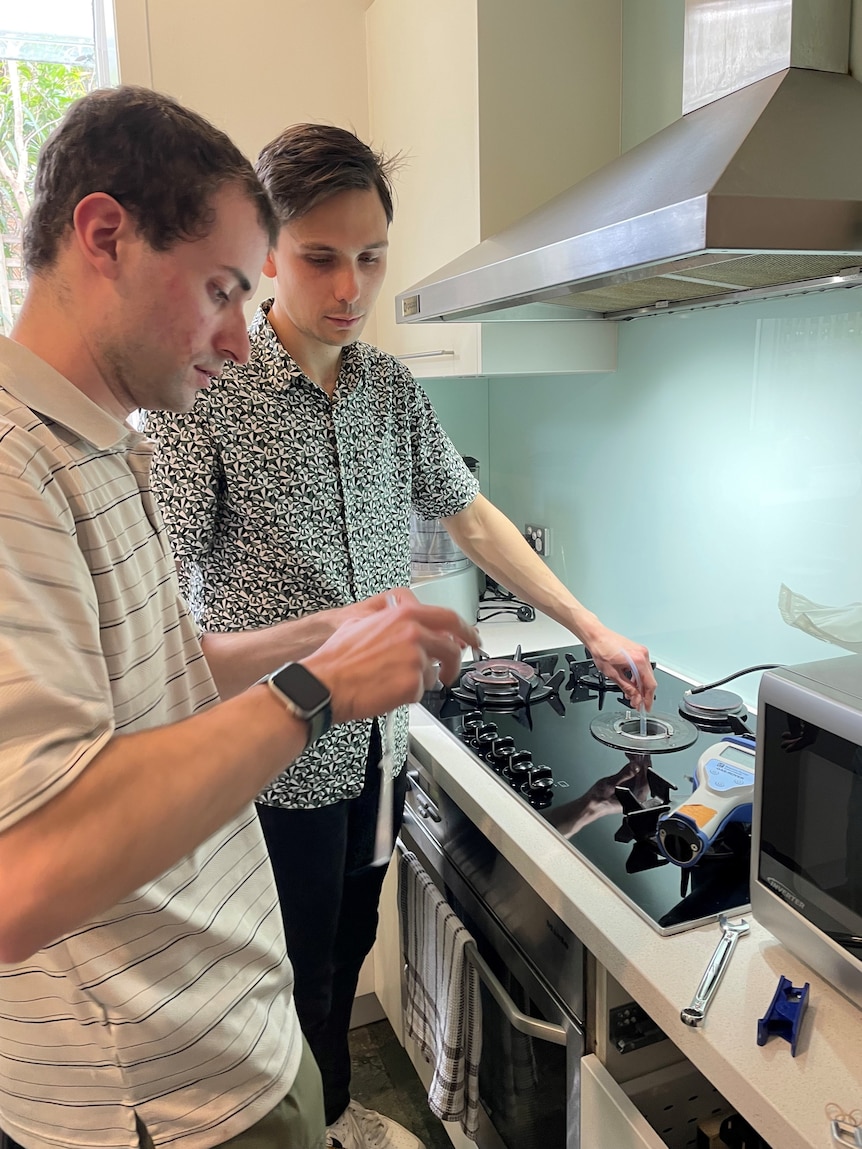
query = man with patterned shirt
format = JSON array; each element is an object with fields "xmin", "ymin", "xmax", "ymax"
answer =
[
  {"xmin": 145, "ymin": 124, "xmax": 656, "ymax": 1149},
  {"xmin": 0, "ymin": 90, "xmax": 477, "ymax": 1149}
]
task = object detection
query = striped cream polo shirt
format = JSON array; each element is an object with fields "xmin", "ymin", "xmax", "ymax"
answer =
[{"xmin": 0, "ymin": 337, "xmax": 301, "ymax": 1149}]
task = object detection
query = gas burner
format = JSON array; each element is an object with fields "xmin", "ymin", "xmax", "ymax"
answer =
[
  {"xmin": 590, "ymin": 709, "xmax": 699, "ymax": 753},
  {"xmin": 564, "ymin": 652, "xmax": 658, "ymax": 710},
  {"xmin": 679, "ymin": 688, "xmax": 752, "ymax": 735},
  {"xmin": 577, "ymin": 667, "xmax": 624, "ymax": 693},
  {"xmin": 564, "ymin": 652, "xmax": 624, "ymax": 696},
  {"xmin": 452, "ymin": 650, "xmax": 565, "ymax": 709}
]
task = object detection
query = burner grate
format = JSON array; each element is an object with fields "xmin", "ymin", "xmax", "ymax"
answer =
[{"xmin": 451, "ymin": 648, "xmax": 565, "ymax": 709}]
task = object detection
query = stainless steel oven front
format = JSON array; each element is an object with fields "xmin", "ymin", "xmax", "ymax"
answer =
[{"xmin": 399, "ymin": 758, "xmax": 585, "ymax": 1149}]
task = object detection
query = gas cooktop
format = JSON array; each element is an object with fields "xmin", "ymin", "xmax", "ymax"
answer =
[{"xmin": 419, "ymin": 643, "xmax": 755, "ymax": 935}]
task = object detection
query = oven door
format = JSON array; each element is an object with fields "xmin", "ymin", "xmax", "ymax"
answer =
[{"xmin": 400, "ymin": 778, "xmax": 584, "ymax": 1149}]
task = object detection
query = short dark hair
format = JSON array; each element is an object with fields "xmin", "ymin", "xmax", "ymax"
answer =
[
  {"xmin": 255, "ymin": 123, "xmax": 397, "ymax": 227},
  {"xmin": 23, "ymin": 85, "xmax": 279, "ymax": 274}
]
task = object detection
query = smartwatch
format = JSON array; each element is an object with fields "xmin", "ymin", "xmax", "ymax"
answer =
[{"xmin": 267, "ymin": 662, "xmax": 332, "ymax": 749}]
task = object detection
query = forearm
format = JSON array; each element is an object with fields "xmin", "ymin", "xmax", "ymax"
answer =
[
  {"xmin": 0, "ymin": 684, "xmax": 306, "ymax": 962},
  {"xmin": 445, "ymin": 495, "xmax": 655, "ymax": 708},
  {"xmin": 201, "ymin": 610, "xmax": 345, "ymax": 699},
  {"xmin": 444, "ymin": 495, "xmax": 604, "ymax": 644}
]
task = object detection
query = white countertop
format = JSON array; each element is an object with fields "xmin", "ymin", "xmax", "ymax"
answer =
[{"xmin": 409, "ymin": 613, "xmax": 862, "ymax": 1149}]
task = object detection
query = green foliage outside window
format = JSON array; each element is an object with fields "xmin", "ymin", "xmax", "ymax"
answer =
[{"xmin": 0, "ymin": 58, "xmax": 95, "ymax": 334}]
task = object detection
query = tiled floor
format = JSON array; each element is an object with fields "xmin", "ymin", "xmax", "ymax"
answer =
[{"xmin": 348, "ymin": 1019, "xmax": 453, "ymax": 1149}]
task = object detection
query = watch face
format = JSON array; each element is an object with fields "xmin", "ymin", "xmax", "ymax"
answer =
[{"xmin": 272, "ymin": 662, "xmax": 329, "ymax": 713}]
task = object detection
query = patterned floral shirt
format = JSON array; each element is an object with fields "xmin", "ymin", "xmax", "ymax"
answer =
[{"xmin": 144, "ymin": 301, "xmax": 478, "ymax": 809}]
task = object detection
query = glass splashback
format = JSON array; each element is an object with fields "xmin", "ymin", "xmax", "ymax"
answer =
[{"xmin": 423, "ymin": 291, "xmax": 862, "ymax": 706}]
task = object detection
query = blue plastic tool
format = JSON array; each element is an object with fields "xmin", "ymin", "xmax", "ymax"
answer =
[{"xmin": 756, "ymin": 974, "xmax": 809, "ymax": 1056}]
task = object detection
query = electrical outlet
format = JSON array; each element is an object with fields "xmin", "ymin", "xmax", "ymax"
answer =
[{"xmin": 525, "ymin": 523, "xmax": 552, "ymax": 557}]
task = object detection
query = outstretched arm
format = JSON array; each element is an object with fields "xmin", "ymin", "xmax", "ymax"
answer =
[{"xmin": 444, "ymin": 493, "xmax": 655, "ymax": 709}]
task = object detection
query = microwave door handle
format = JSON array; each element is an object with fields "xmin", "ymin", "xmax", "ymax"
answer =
[{"xmin": 463, "ymin": 939, "xmax": 567, "ymax": 1046}]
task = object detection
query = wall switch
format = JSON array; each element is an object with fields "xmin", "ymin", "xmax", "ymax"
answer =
[{"xmin": 525, "ymin": 524, "xmax": 552, "ymax": 557}]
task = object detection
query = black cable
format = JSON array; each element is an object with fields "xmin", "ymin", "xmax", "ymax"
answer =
[
  {"xmin": 476, "ymin": 601, "xmax": 536, "ymax": 623},
  {"xmin": 688, "ymin": 663, "xmax": 780, "ymax": 694},
  {"xmin": 476, "ymin": 607, "xmax": 521, "ymax": 622}
]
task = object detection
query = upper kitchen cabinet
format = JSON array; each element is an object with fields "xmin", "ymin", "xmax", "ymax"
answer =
[{"xmin": 366, "ymin": 0, "xmax": 622, "ymax": 378}]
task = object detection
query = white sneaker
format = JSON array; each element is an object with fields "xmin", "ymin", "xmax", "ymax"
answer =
[
  {"xmin": 325, "ymin": 1104, "xmax": 362, "ymax": 1149},
  {"xmin": 325, "ymin": 1101, "xmax": 426, "ymax": 1149}
]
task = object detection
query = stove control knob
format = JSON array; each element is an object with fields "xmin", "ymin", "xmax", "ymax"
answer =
[
  {"xmin": 504, "ymin": 750, "xmax": 533, "ymax": 788},
  {"xmin": 461, "ymin": 712, "xmax": 484, "ymax": 741},
  {"xmin": 467, "ymin": 721, "xmax": 497, "ymax": 746},
  {"xmin": 474, "ymin": 724, "xmax": 499, "ymax": 757},
  {"xmin": 489, "ymin": 736, "xmax": 516, "ymax": 772},
  {"xmin": 524, "ymin": 766, "xmax": 554, "ymax": 807}
]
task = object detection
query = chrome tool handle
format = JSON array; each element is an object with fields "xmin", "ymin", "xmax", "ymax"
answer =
[{"xmin": 680, "ymin": 917, "xmax": 748, "ymax": 1027}]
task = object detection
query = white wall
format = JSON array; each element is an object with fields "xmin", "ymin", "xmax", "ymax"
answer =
[
  {"xmin": 113, "ymin": 0, "xmax": 375, "ymax": 322},
  {"xmin": 114, "ymin": 0, "xmax": 371, "ymax": 153}
]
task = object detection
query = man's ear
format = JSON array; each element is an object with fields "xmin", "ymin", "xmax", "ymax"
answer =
[
  {"xmin": 71, "ymin": 193, "xmax": 132, "ymax": 280},
  {"xmin": 262, "ymin": 249, "xmax": 277, "ymax": 280}
]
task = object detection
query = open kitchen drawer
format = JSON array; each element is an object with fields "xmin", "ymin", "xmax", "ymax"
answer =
[{"xmin": 582, "ymin": 1055, "xmax": 731, "ymax": 1149}]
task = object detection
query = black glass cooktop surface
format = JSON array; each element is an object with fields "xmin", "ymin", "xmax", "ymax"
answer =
[{"xmin": 419, "ymin": 644, "xmax": 755, "ymax": 935}]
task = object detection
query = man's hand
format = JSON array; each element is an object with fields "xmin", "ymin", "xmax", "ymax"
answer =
[
  {"xmin": 304, "ymin": 598, "xmax": 478, "ymax": 723},
  {"xmin": 586, "ymin": 629, "xmax": 656, "ymax": 711}
]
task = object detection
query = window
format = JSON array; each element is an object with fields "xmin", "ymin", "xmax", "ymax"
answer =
[{"xmin": 0, "ymin": 1, "xmax": 118, "ymax": 334}]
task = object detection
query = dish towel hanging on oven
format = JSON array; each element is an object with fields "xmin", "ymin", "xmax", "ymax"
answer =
[{"xmin": 398, "ymin": 849, "xmax": 482, "ymax": 1140}]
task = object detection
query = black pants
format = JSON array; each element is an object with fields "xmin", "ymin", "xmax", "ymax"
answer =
[{"xmin": 256, "ymin": 724, "xmax": 409, "ymax": 1126}]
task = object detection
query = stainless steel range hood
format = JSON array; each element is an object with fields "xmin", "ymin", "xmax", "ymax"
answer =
[{"xmin": 396, "ymin": 0, "xmax": 862, "ymax": 324}]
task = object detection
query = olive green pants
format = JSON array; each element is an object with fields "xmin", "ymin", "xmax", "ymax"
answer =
[{"xmin": 136, "ymin": 1037, "xmax": 325, "ymax": 1149}]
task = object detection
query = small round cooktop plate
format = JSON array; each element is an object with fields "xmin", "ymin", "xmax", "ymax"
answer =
[
  {"xmin": 681, "ymin": 688, "xmax": 744, "ymax": 719},
  {"xmin": 590, "ymin": 709, "xmax": 699, "ymax": 753}
]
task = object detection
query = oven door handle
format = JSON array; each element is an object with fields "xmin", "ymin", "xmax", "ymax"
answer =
[
  {"xmin": 407, "ymin": 770, "xmax": 441, "ymax": 822},
  {"xmin": 463, "ymin": 939, "xmax": 568, "ymax": 1046}
]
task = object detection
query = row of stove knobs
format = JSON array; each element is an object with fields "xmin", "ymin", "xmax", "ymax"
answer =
[{"xmin": 460, "ymin": 711, "xmax": 554, "ymax": 807}]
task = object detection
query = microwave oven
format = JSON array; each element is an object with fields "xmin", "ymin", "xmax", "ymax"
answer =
[{"xmin": 751, "ymin": 653, "xmax": 862, "ymax": 1009}]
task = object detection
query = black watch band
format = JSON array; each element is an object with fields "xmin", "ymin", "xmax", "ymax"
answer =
[{"xmin": 266, "ymin": 662, "xmax": 333, "ymax": 750}]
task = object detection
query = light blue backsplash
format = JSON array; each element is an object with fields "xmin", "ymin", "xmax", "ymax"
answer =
[
  {"xmin": 420, "ymin": 376, "xmax": 490, "ymax": 494},
  {"xmin": 423, "ymin": 288, "xmax": 862, "ymax": 704}
]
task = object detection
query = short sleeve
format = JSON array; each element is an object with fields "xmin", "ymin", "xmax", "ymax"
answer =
[
  {"xmin": 404, "ymin": 371, "xmax": 479, "ymax": 520},
  {"xmin": 0, "ymin": 468, "xmax": 113, "ymax": 834}
]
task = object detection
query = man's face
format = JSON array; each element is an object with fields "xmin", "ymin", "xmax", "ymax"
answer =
[
  {"xmin": 264, "ymin": 186, "xmax": 389, "ymax": 353},
  {"xmin": 97, "ymin": 183, "xmax": 269, "ymax": 416}
]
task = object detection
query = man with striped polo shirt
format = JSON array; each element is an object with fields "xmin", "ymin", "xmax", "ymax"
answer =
[{"xmin": 0, "ymin": 86, "xmax": 476, "ymax": 1149}]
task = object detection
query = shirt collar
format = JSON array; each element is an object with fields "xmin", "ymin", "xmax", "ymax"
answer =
[
  {"xmin": 249, "ymin": 299, "xmax": 370, "ymax": 398},
  {"xmin": 0, "ymin": 335, "xmax": 139, "ymax": 451}
]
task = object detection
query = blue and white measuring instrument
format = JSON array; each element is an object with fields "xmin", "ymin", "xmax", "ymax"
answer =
[{"xmin": 656, "ymin": 735, "xmax": 756, "ymax": 868}]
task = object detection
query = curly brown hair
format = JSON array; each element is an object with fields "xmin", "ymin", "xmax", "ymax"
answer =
[
  {"xmin": 23, "ymin": 85, "xmax": 279, "ymax": 274},
  {"xmin": 255, "ymin": 123, "xmax": 398, "ymax": 227}
]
